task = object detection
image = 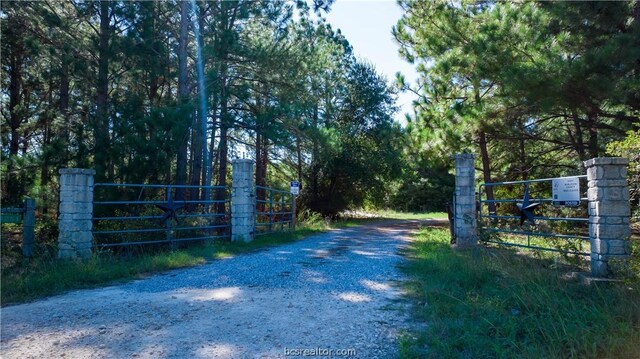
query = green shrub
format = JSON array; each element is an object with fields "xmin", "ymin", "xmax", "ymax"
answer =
[{"xmin": 401, "ymin": 227, "xmax": 640, "ymax": 358}]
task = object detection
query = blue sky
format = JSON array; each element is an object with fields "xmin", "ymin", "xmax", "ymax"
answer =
[{"xmin": 325, "ymin": 0, "xmax": 419, "ymax": 124}]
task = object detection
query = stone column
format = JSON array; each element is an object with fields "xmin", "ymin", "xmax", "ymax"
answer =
[
  {"xmin": 231, "ymin": 159, "xmax": 255, "ymax": 242},
  {"xmin": 454, "ymin": 154, "xmax": 477, "ymax": 247},
  {"xmin": 584, "ymin": 157, "xmax": 631, "ymax": 277},
  {"xmin": 58, "ymin": 168, "xmax": 95, "ymax": 259}
]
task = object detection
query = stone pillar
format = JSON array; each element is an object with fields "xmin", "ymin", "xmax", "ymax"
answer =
[
  {"xmin": 453, "ymin": 154, "xmax": 477, "ymax": 247},
  {"xmin": 58, "ymin": 168, "xmax": 95, "ymax": 259},
  {"xmin": 231, "ymin": 159, "xmax": 255, "ymax": 242},
  {"xmin": 584, "ymin": 157, "xmax": 631, "ymax": 277}
]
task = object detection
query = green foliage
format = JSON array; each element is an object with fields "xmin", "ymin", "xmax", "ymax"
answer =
[
  {"xmin": 390, "ymin": 164, "xmax": 454, "ymax": 213},
  {"xmin": 300, "ymin": 60, "xmax": 404, "ymax": 216},
  {"xmin": 606, "ymin": 128, "xmax": 640, "ymax": 214},
  {"xmin": 395, "ymin": 0, "xmax": 639, "ymax": 183},
  {"xmin": 1, "ymin": 1, "xmax": 404, "ymax": 245},
  {"xmin": 401, "ymin": 227, "xmax": 640, "ymax": 358}
]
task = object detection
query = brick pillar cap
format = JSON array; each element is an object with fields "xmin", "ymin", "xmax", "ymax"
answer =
[
  {"xmin": 584, "ymin": 157, "xmax": 629, "ymax": 168},
  {"xmin": 454, "ymin": 153, "xmax": 475, "ymax": 160},
  {"xmin": 59, "ymin": 168, "xmax": 96, "ymax": 175}
]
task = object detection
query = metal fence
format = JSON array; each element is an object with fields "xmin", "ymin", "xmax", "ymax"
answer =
[
  {"xmin": 93, "ymin": 183, "xmax": 230, "ymax": 248},
  {"xmin": 478, "ymin": 175, "xmax": 589, "ymax": 255},
  {"xmin": 254, "ymin": 185, "xmax": 294, "ymax": 236},
  {"xmin": 0, "ymin": 198, "xmax": 35, "ymax": 257}
]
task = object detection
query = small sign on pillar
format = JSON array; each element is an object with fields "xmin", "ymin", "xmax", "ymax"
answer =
[{"xmin": 290, "ymin": 181, "xmax": 300, "ymax": 195}]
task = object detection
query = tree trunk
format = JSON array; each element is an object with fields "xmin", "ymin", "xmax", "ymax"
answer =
[
  {"xmin": 175, "ymin": 0, "xmax": 190, "ymax": 201},
  {"xmin": 310, "ymin": 102, "xmax": 320, "ymax": 202},
  {"xmin": 296, "ymin": 135, "xmax": 303, "ymax": 184},
  {"xmin": 571, "ymin": 113, "xmax": 587, "ymax": 161},
  {"xmin": 59, "ymin": 57, "xmax": 70, "ymax": 147},
  {"xmin": 40, "ymin": 56, "xmax": 55, "ymax": 211},
  {"xmin": 6, "ymin": 19, "xmax": 25, "ymax": 203},
  {"xmin": 94, "ymin": 0, "xmax": 111, "ymax": 182},
  {"xmin": 255, "ymin": 132, "xmax": 266, "ymax": 212},
  {"xmin": 478, "ymin": 130, "xmax": 496, "ymax": 214},
  {"xmin": 216, "ymin": 93, "xmax": 229, "ymax": 214},
  {"xmin": 189, "ymin": 119, "xmax": 203, "ymax": 200},
  {"xmin": 216, "ymin": 59, "xmax": 229, "ymax": 214},
  {"xmin": 519, "ymin": 137, "xmax": 528, "ymax": 181},
  {"xmin": 215, "ymin": 3, "xmax": 231, "ymax": 215},
  {"xmin": 586, "ymin": 109, "xmax": 599, "ymax": 158}
]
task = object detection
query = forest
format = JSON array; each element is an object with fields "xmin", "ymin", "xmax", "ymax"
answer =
[{"xmin": 1, "ymin": 0, "xmax": 639, "ymax": 223}]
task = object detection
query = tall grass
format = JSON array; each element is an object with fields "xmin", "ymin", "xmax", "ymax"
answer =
[{"xmin": 401, "ymin": 227, "xmax": 640, "ymax": 358}]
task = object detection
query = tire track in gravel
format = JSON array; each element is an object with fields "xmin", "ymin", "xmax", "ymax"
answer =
[{"xmin": 1, "ymin": 219, "xmax": 445, "ymax": 359}]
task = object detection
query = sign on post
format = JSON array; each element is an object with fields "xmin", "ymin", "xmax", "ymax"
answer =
[
  {"xmin": 290, "ymin": 181, "xmax": 300, "ymax": 230},
  {"xmin": 552, "ymin": 176, "xmax": 580, "ymax": 206},
  {"xmin": 290, "ymin": 181, "xmax": 300, "ymax": 195}
]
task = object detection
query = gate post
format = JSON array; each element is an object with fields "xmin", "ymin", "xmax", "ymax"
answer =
[
  {"xmin": 22, "ymin": 198, "xmax": 35, "ymax": 257},
  {"xmin": 231, "ymin": 159, "xmax": 255, "ymax": 242},
  {"xmin": 58, "ymin": 168, "xmax": 95, "ymax": 259},
  {"xmin": 584, "ymin": 157, "xmax": 631, "ymax": 277},
  {"xmin": 453, "ymin": 154, "xmax": 477, "ymax": 248}
]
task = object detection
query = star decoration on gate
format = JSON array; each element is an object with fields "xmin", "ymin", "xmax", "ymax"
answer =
[
  {"xmin": 156, "ymin": 196, "xmax": 184, "ymax": 225},
  {"xmin": 517, "ymin": 185, "xmax": 540, "ymax": 226}
]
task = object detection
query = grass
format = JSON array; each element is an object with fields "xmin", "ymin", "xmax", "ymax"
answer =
[
  {"xmin": 400, "ymin": 226, "xmax": 640, "ymax": 359},
  {"xmin": 1, "ymin": 221, "xmax": 330, "ymax": 306}
]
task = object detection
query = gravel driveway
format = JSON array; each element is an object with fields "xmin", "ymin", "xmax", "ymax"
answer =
[{"xmin": 1, "ymin": 220, "xmax": 435, "ymax": 359}]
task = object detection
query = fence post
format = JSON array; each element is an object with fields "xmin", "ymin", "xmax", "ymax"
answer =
[
  {"xmin": 22, "ymin": 198, "xmax": 35, "ymax": 257},
  {"xmin": 269, "ymin": 190, "xmax": 274, "ymax": 232},
  {"xmin": 231, "ymin": 159, "xmax": 255, "ymax": 242},
  {"xmin": 453, "ymin": 154, "xmax": 477, "ymax": 248},
  {"xmin": 291, "ymin": 194, "xmax": 296, "ymax": 230},
  {"xmin": 280, "ymin": 194, "xmax": 285, "ymax": 231},
  {"xmin": 58, "ymin": 168, "xmax": 95, "ymax": 259},
  {"xmin": 584, "ymin": 157, "xmax": 631, "ymax": 277}
]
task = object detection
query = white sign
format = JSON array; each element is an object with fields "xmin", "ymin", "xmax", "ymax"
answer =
[
  {"xmin": 290, "ymin": 181, "xmax": 300, "ymax": 195},
  {"xmin": 552, "ymin": 177, "xmax": 580, "ymax": 206}
]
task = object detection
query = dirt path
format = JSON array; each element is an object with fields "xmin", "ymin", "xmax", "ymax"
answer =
[{"xmin": 1, "ymin": 220, "xmax": 440, "ymax": 358}]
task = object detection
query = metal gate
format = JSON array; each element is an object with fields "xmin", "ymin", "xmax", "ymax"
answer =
[
  {"xmin": 93, "ymin": 183, "xmax": 230, "ymax": 248},
  {"xmin": 254, "ymin": 185, "xmax": 294, "ymax": 236},
  {"xmin": 478, "ymin": 175, "xmax": 589, "ymax": 255}
]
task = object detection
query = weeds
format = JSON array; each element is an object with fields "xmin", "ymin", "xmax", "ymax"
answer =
[{"xmin": 401, "ymin": 227, "xmax": 640, "ymax": 358}]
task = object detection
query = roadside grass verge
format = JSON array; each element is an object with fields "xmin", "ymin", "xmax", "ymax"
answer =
[
  {"xmin": 2, "ymin": 220, "xmax": 336, "ymax": 306},
  {"xmin": 400, "ymin": 227, "xmax": 640, "ymax": 359}
]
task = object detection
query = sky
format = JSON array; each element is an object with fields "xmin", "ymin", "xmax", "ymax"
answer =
[{"xmin": 324, "ymin": 0, "xmax": 420, "ymax": 125}]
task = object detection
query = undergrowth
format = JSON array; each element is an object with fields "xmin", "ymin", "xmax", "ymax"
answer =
[{"xmin": 400, "ymin": 227, "xmax": 640, "ymax": 359}]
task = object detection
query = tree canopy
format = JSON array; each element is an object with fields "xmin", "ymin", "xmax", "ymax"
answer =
[
  {"xmin": 1, "ymin": 0, "xmax": 404, "ymax": 217},
  {"xmin": 394, "ymin": 0, "xmax": 639, "ymax": 187}
]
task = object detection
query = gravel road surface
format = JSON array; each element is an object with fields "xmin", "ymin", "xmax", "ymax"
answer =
[{"xmin": 1, "ymin": 220, "xmax": 436, "ymax": 358}]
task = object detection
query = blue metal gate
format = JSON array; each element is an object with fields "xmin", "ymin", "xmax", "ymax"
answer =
[
  {"xmin": 93, "ymin": 183, "xmax": 230, "ymax": 248},
  {"xmin": 478, "ymin": 175, "xmax": 589, "ymax": 255},
  {"xmin": 254, "ymin": 185, "xmax": 294, "ymax": 236}
]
